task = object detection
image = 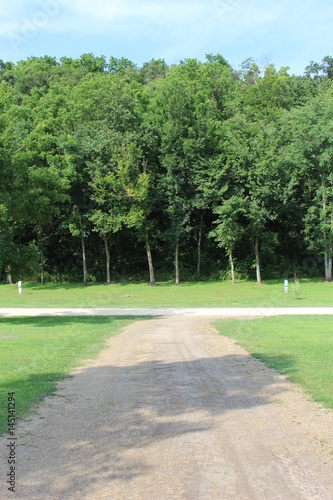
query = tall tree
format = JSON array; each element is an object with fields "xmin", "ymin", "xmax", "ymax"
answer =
[
  {"xmin": 65, "ymin": 69, "xmax": 143, "ymax": 284},
  {"xmin": 282, "ymin": 90, "xmax": 333, "ymax": 281},
  {"xmin": 210, "ymin": 195, "xmax": 246, "ymax": 284},
  {"xmin": 154, "ymin": 63, "xmax": 196, "ymax": 284}
]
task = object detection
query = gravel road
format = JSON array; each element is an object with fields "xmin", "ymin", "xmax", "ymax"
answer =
[
  {"xmin": 1, "ymin": 307, "xmax": 333, "ymax": 317},
  {"xmin": 1, "ymin": 315, "xmax": 333, "ymax": 499}
]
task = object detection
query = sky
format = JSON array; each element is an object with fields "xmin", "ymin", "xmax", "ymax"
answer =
[{"xmin": 0, "ymin": 0, "xmax": 332, "ymax": 75}]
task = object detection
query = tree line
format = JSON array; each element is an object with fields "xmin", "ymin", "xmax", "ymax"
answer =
[{"xmin": 0, "ymin": 53, "xmax": 332, "ymax": 285}]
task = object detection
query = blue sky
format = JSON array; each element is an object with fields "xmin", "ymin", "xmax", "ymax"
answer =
[{"xmin": 1, "ymin": 0, "xmax": 332, "ymax": 75}]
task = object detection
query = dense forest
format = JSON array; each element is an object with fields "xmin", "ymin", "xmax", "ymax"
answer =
[{"xmin": 0, "ymin": 53, "xmax": 333, "ymax": 285}]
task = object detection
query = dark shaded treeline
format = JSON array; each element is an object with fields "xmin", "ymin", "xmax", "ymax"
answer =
[{"xmin": 0, "ymin": 53, "xmax": 332, "ymax": 284}]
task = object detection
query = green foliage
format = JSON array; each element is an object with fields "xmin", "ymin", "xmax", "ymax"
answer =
[
  {"xmin": 282, "ymin": 89, "xmax": 333, "ymax": 281},
  {"xmin": 0, "ymin": 238, "xmax": 39, "ymax": 279},
  {"xmin": 210, "ymin": 195, "xmax": 247, "ymax": 252},
  {"xmin": 1, "ymin": 53, "xmax": 333, "ymax": 283}
]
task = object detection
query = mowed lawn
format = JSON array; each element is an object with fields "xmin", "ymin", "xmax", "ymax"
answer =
[
  {"xmin": 0, "ymin": 317, "xmax": 139, "ymax": 435},
  {"xmin": 214, "ymin": 316, "xmax": 333, "ymax": 409},
  {"xmin": 1, "ymin": 280, "xmax": 332, "ymax": 434},
  {"xmin": 1, "ymin": 279, "xmax": 333, "ymax": 308}
]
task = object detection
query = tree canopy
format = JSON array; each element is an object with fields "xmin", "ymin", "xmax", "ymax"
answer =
[{"xmin": 1, "ymin": 53, "xmax": 332, "ymax": 284}]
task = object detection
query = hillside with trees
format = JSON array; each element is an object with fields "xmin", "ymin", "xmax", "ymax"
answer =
[{"xmin": 0, "ymin": 54, "xmax": 332, "ymax": 284}]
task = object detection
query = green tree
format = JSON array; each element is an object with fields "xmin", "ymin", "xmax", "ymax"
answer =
[
  {"xmin": 189, "ymin": 57, "xmax": 232, "ymax": 275},
  {"xmin": 64, "ymin": 69, "xmax": 144, "ymax": 284},
  {"xmin": 155, "ymin": 64, "xmax": 197, "ymax": 284},
  {"xmin": 283, "ymin": 90, "xmax": 333, "ymax": 281},
  {"xmin": 210, "ymin": 195, "xmax": 246, "ymax": 284}
]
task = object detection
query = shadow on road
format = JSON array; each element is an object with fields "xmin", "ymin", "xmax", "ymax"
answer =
[{"xmin": 9, "ymin": 350, "xmax": 294, "ymax": 497}]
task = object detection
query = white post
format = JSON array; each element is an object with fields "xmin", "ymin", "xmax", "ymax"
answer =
[
  {"xmin": 18, "ymin": 281, "xmax": 22, "ymax": 295},
  {"xmin": 284, "ymin": 279, "xmax": 288, "ymax": 293}
]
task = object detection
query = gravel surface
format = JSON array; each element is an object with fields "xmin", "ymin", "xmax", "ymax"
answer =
[
  {"xmin": 1, "ymin": 315, "xmax": 333, "ymax": 499},
  {"xmin": 1, "ymin": 307, "xmax": 333, "ymax": 317}
]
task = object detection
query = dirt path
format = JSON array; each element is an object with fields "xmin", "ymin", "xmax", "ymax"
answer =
[
  {"xmin": 2, "ymin": 307, "xmax": 333, "ymax": 317},
  {"xmin": 1, "ymin": 316, "xmax": 333, "ymax": 499}
]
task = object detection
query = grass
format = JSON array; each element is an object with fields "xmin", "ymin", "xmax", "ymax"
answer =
[
  {"xmin": 0, "ymin": 316, "xmax": 140, "ymax": 435},
  {"xmin": 1, "ymin": 279, "xmax": 332, "ymax": 433},
  {"xmin": 0, "ymin": 278, "xmax": 333, "ymax": 308},
  {"xmin": 214, "ymin": 316, "xmax": 333, "ymax": 409}
]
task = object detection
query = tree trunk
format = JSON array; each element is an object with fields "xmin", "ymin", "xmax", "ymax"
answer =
[
  {"xmin": 197, "ymin": 211, "xmax": 205, "ymax": 276},
  {"xmin": 40, "ymin": 244, "xmax": 45, "ymax": 285},
  {"xmin": 145, "ymin": 225, "xmax": 155, "ymax": 286},
  {"xmin": 322, "ymin": 178, "xmax": 332, "ymax": 282},
  {"xmin": 328, "ymin": 213, "xmax": 333, "ymax": 282},
  {"xmin": 81, "ymin": 234, "xmax": 87, "ymax": 287},
  {"xmin": 6, "ymin": 269, "xmax": 12, "ymax": 285},
  {"xmin": 175, "ymin": 240, "xmax": 180, "ymax": 286},
  {"xmin": 37, "ymin": 227, "xmax": 45, "ymax": 284},
  {"xmin": 229, "ymin": 245, "xmax": 235, "ymax": 285},
  {"xmin": 330, "ymin": 216, "xmax": 333, "ymax": 281},
  {"xmin": 325, "ymin": 248, "xmax": 332, "ymax": 282},
  {"xmin": 255, "ymin": 237, "xmax": 262, "ymax": 285},
  {"xmin": 104, "ymin": 234, "xmax": 111, "ymax": 285}
]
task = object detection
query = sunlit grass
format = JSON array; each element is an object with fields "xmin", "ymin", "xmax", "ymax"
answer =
[
  {"xmin": 0, "ymin": 278, "xmax": 332, "ymax": 308},
  {"xmin": 0, "ymin": 316, "xmax": 139, "ymax": 435},
  {"xmin": 214, "ymin": 316, "xmax": 333, "ymax": 409}
]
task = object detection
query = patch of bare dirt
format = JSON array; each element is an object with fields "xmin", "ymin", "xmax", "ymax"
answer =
[{"xmin": 1, "ymin": 316, "xmax": 332, "ymax": 499}]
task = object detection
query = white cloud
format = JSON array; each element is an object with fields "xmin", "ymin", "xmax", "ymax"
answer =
[
  {"xmin": 0, "ymin": 23, "xmax": 19, "ymax": 37},
  {"xmin": 1, "ymin": 0, "xmax": 332, "ymax": 73},
  {"xmin": 0, "ymin": 1, "xmax": 297, "ymax": 41},
  {"xmin": 0, "ymin": 0, "xmax": 211, "ymax": 39},
  {"xmin": 2, "ymin": 0, "xmax": 333, "ymax": 40},
  {"xmin": 68, "ymin": 0, "xmax": 206, "ymax": 24}
]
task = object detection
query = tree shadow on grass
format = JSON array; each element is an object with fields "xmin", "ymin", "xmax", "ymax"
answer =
[
  {"xmin": 0, "ymin": 316, "xmax": 146, "ymax": 329},
  {"xmin": 250, "ymin": 353, "xmax": 297, "ymax": 377},
  {"xmin": 21, "ymin": 282, "xmax": 90, "ymax": 291}
]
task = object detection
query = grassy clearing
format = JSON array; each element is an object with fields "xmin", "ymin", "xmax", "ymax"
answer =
[
  {"xmin": 214, "ymin": 316, "xmax": 333, "ymax": 409},
  {"xmin": 1, "ymin": 279, "xmax": 333, "ymax": 308},
  {"xmin": 0, "ymin": 316, "xmax": 139, "ymax": 435}
]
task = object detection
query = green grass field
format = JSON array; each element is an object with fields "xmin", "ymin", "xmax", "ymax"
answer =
[
  {"xmin": 1, "ymin": 280, "xmax": 332, "ymax": 434},
  {"xmin": 1, "ymin": 279, "xmax": 333, "ymax": 308},
  {"xmin": 214, "ymin": 316, "xmax": 333, "ymax": 409},
  {"xmin": 0, "ymin": 316, "xmax": 139, "ymax": 435}
]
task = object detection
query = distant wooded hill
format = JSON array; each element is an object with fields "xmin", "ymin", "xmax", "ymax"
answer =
[{"xmin": 0, "ymin": 54, "xmax": 332, "ymax": 284}]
